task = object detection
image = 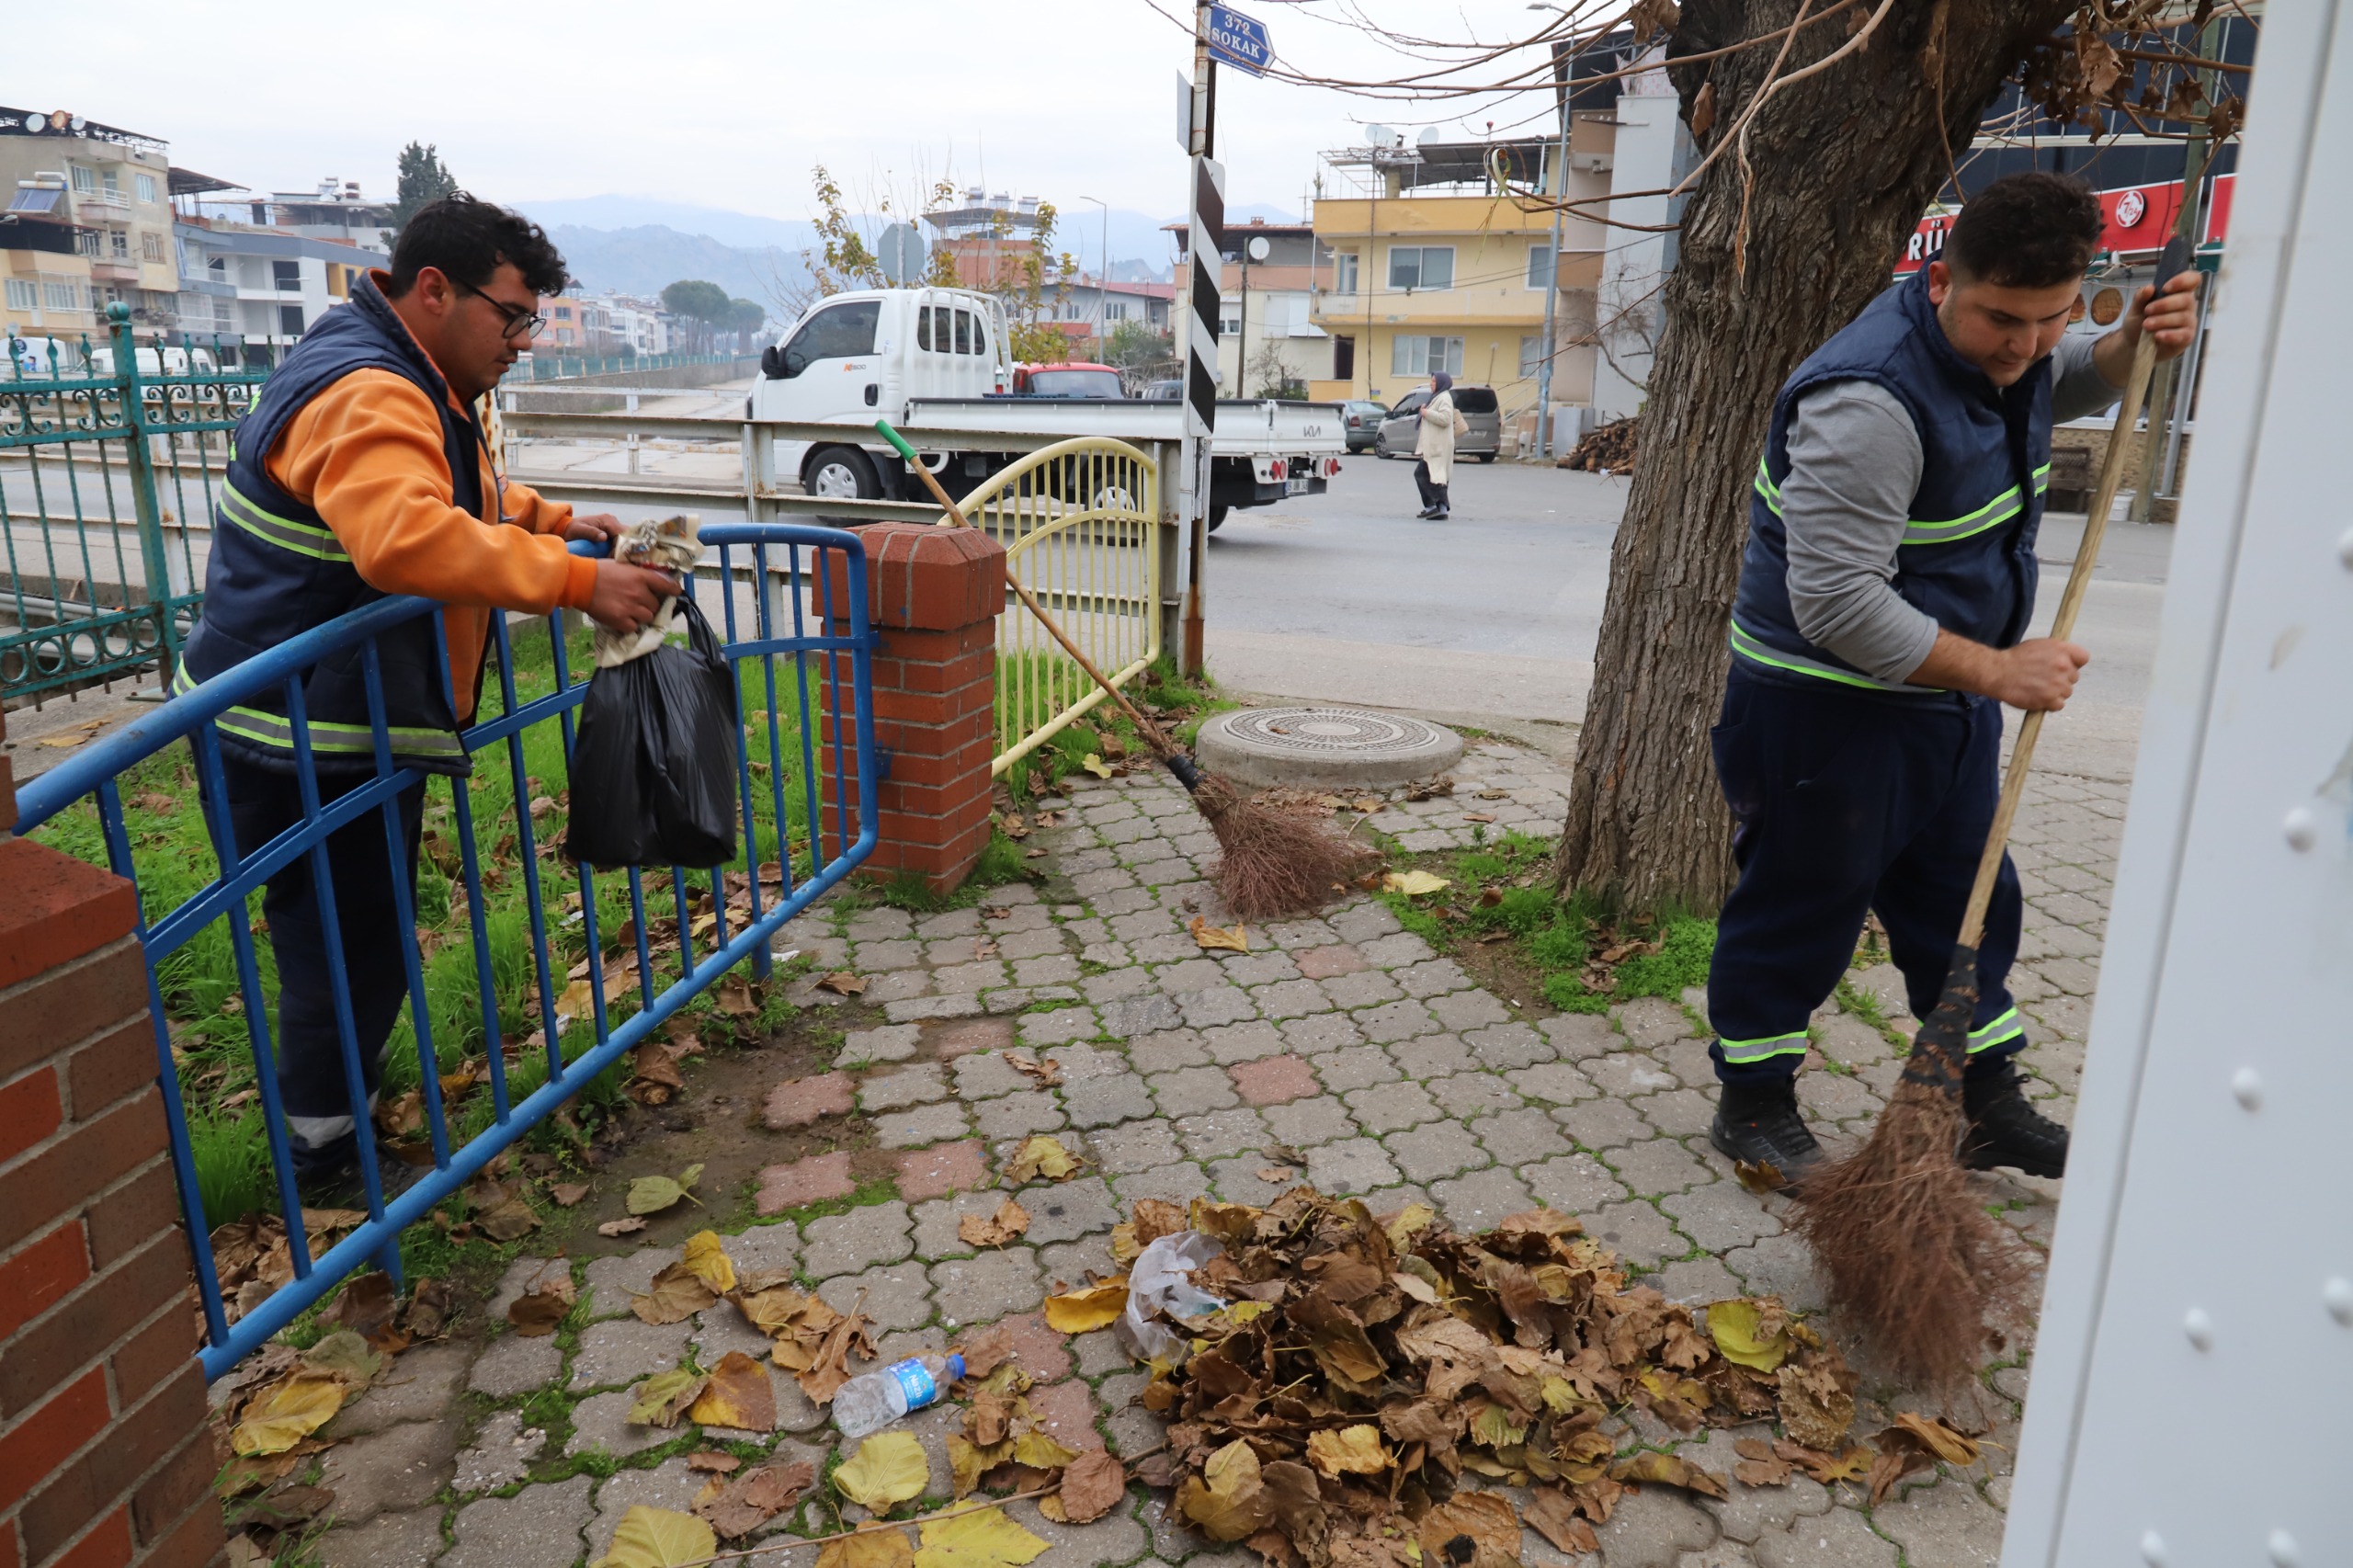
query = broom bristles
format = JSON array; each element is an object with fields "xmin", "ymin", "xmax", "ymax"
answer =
[
  {"xmin": 1788, "ymin": 949, "xmax": 2035, "ymax": 1392},
  {"xmin": 1192, "ymin": 771, "xmax": 1374, "ymax": 920}
]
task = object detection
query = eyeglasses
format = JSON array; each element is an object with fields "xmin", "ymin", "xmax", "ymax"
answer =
[{"xmin": 451, "ymin": 278, "xmax": 547, "ymax": 341}]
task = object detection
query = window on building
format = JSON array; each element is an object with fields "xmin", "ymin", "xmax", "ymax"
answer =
[
  {"xmin": 1519, "ymin": 335, "xmax": 1547, "ymax": 378},
  {"xmin": 1334, "ymin": 252, "xmax": 1359, "ymax": 294},
  {"xmin": 1386, "ymin": 246, "xmax": 1454, "ymax": 291},
  {"xmin": 42, "ymin": 279, "xmax": 82, "ymax": 312},
  {"xmin": 1333, "ymin": 335, "xmax": 1355, "ymax": 381},
  {"xmin": 1219, "ymin": 301, "xmax": 1242, "ymax": 335},
  {"xmin": 279, "ymin": 304, "xmax": 305, "ymax": 336},
  {"xmin": 136, "ymin": 172, "xmax": 157, "ymax": 203},
  {"xmin": 273, "ymin": 259, "xmax": 301, "ymax": 291},
  {"xmin": 141, "ymin": 233, "xmax": 165, "ymax": 263},
  {"xmin": 109, "ymin": 231, "xmax": 129, "ymax": 259},
  {"xmin": 553, "ymin": 305, "xmax": 572, "ymax": 320},
  {"xmin": 101, "ymin": 171, "xmax": 119, "ymax": 196},
  {"xmin": 74, "ymin": 231, "xmax": 100, "ymax": 257},
  {"xmin": 208, "ymin": 255, "xmax": 226, "ymax": 278},
  {"xmin": 5, "ymin": 278, "xmax": 35, "ymax": 312},
  {"xmin": 1390, "ymin": 335, "xmax": 1465, "ymax": 377},
  {"xmin": 70, "ymin": 165, "xmax": 96, "ymax": 194},
  {"xmin": 1527, "ymin": 242, "xmax": 1552, "ymax": 290}
]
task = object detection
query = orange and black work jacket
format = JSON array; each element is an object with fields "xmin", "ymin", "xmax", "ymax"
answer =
[{"xmin": 176, "ymin": 268, "xmax": 597, "ymax": 774}]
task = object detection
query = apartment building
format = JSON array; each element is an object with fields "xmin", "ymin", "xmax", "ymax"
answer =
[
  {"xmin": 169, "ymin": 209, "xmax": 380, "ymax": 366},
  {"xmin": 1170, "ymin": 219, "xmax": 1329, "ymax": 394},
  {"xmin": 0, "ymin": 106, "xmax": 178, "ymax": 343},
  {"xmin": 1303, "ymin": 131, "xmax": 1612, "ymax": 418}
]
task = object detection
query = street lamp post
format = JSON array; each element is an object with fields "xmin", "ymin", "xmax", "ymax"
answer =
[
  {"xmin": 1080, "ymin": 194, "xmax": 1109, "ymax": 362},
  {"xmin": 1531, "ymin": 4, "xmax": 1572, "ymax": 460}
]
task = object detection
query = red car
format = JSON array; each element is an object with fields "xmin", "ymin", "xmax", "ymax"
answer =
[{"xmin": 999, "ymin": 361, "xmax": 1127, "ymax": 399}]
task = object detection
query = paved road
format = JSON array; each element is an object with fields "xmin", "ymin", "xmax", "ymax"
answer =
[{"xmin": 1204, "ymin": 457, "xmax": 2174, "ymax": 780}]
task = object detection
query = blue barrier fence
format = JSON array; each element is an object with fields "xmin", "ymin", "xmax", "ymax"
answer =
[{"xmin": 10, "ymin": 524, "xmax": 879, "ymax": 1381}]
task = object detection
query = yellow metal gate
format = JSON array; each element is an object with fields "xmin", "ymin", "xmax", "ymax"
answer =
[{"xmin": 950, "ymin": 437, "xmax": 1160, "ymax": 775}]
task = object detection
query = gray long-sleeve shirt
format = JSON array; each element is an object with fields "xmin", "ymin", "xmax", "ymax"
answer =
[{"xmin": 1781, "ymin": 332, "xmax": 2121, "ymax": 683}]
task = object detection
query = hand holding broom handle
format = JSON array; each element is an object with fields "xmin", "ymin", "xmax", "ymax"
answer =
[
  {"xmin": 1951, "ymin": 235, "xmax": 2194, "ymax": 951},
  {"xmin": 870, "ymin": 420, "xmax": 1204, "ymax": 790}
]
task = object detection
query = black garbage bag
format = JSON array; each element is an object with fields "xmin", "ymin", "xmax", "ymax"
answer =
[{"xmin": 565, "ymin": 596, "xmax": 741, "ymax": 869}]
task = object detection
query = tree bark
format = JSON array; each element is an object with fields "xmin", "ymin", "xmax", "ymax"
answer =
[{"xmin": 1555, "ymin": 0, "xmax": 2072, "ymax": 913}]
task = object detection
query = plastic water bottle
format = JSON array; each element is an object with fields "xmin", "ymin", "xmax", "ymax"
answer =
[{"xmin": 832, "ymin": 1352, "xmax": 966, "ymax": 1440}]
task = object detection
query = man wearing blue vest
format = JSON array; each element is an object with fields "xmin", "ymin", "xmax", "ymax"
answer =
[
  {"xmin": 181, "ymin": 195, "xmax": 679, "ymax": 1186},
  {"xmin": 1706, "ymin": 173, "xmax": 2201, "ymax": 1179}
]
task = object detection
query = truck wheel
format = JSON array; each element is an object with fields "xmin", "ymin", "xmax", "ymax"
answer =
[
  {"xmin": 1208, "ymin": 503, "xmax": 1229, "ymax": 533},
  {"xmin": 804, "ymin": 446, "xmax": 881, "ymax": 504},
  {"xmin": 1477, "ymin": 452, "xmax": 1497, "ymax": 464}
]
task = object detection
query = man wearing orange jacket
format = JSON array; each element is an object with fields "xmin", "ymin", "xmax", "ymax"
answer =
[{"xmin": 178, "ymin": 194, "xmax": 678, "ymax": 1183}]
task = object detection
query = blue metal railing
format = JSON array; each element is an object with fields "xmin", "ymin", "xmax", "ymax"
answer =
[{"xmin": 11, "ymin": 525, "xmax": 880, "ymax": 1380}]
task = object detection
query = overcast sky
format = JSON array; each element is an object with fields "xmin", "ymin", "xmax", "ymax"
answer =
[{"xmin": 8, "ymin": 0, "xmax": 1574, "ymax": 224}]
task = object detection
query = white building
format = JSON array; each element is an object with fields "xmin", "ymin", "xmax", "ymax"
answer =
[{"xmin": 169, "ymin": 214, "xmax": 380, "ymax": 366}]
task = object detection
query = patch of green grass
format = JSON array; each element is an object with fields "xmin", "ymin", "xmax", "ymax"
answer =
[
  {"xmin": 188, "ymin": 1108, "xmax": 274, "ymax": 1231},
  {"xmin": 1381, "ymin": 828, "xmax": 1718, "ymax": 1016}
]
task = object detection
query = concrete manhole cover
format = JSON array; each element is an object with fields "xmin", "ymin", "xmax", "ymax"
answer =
[{"xmin": 1194, "ymin": 706, "xmax": 1462, "ymax": 790}]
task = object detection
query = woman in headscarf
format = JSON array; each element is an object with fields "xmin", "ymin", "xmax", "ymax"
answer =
[{"xmin": 1413, "ymin": 370, "xmax": 1467, "ymax": 519}]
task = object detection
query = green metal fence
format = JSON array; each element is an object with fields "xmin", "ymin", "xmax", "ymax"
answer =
[{"xmin": 1, "ymin": 302, "xmax": 267, "ymax": 705}]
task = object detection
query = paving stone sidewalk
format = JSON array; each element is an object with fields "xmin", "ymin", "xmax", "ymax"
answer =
[{"xmin": 312, "ymin": 737, "xmax": 2124, "ymax": 1568}]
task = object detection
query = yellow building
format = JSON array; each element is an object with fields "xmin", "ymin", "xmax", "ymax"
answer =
[
  {"xmin": 0, "ymin": 107, "xmax": 179, "ymax": 342},
  {"xmin": 1306, "ymin": 131, "xmax": 1614, "ymax": 422}
]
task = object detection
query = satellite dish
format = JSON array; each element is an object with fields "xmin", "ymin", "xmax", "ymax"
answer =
[
  {"xmin": 22, "ymin": 113, "xmax": 40, "ymax": 132},
  {"xmin": 875, "ymin": 222, "xmax": 927, "ymax": 286},
  {"xmin": 1365, "ymin": 124, "xmax": 1392, "ymax": 147},
  {"xmin": 69, "ymin": 116, "xmax": 85, "ymax": 131},
  {"xmin": 1418, "ymin": 127, "xmax": 1444, "ymax": 146},
  {"xmin": 1246, "ymin": 235, "xmax": 1271, "ymax": 262}
]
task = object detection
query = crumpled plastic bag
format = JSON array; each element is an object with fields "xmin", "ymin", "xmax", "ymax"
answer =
[
  {"xmin": 1114, "ymin": 1231, "xmax": 1227, "ymax": 1365},
  {"xmin": 594, "ymin": 513, "xmax": 703, "ymax": 668}
]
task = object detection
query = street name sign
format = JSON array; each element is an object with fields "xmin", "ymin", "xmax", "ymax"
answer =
[{"xmin": 1205, "ymin": 5, "xmax": 1274, "ymax": 76}]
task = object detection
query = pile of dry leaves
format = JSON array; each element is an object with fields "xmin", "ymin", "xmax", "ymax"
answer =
[{"xmin": 1050, "ymin": 1191, "xmax": 1880, "ymax": 1564}]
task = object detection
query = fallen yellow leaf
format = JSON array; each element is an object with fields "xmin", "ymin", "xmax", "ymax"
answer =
[
  {"xmin": 1706, "ymin": 1299, "xmax": 1793, "ymax": 1372},
  {"xmin": 818, "ymin": 1529, "xmax": 916, "ymax": 1568},
  {"xmin": 1188, "ymin": 915, "xmax": 1248, "ymax": 953},
  {"xmin": 1002, "ymin": 1135, "xmax": 1084, "ymax": 1185},
  {"xmin": 1381, "ymin": 869, "xmax": 1449, "ymax": 898},
  {"xmin": 687, "ymin": 1350, "xmax": 777, "ymax": 1432},
  {"xmin": 1306, "ymin": 1424, "xmax": 1391, "ymax": 1477},
  {"xmin": 912, "ymin": 1506, "xmax": 1051, "ymax": 1568},
  {"xmin": 1081, "ymin": 754, "xmax": 1115, "ymax": 778},
  {"xmin": 834, "ymin": 1432, "xmax": 928, "ymax": 1511},
  {"xmin": 681, "ymin": 1230, "xmax": 737, "ymax": 1294},
  {"xmin": 1042, "ymin": 1276, "xmax": 1130, "ymax": 1335},
  {"xmin": 595, "ymin": 1505, "xmax": 718, "ymax": 1568},
  {"xmin": 230, "ymin": 1373, "xmax": 346, "ymax": 1457}
]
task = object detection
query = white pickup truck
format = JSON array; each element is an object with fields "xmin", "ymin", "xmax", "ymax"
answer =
[{"xmin": 747, "ymin": 287, "xmax": 1344, "ymax": 528}]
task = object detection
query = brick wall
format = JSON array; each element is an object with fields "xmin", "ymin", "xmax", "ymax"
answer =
[
  {"xmin": 0, "ymin": 710, "xmax": 225, "ymax": 1568},
  {"xmin": 818, "ymin": 522, "xmax": 1005, "ymax": 892}
]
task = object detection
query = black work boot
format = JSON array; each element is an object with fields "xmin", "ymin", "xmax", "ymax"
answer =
[
  {"xmin": 1960, "ymin": 1061, "xmax": 2070, "ymax": 1178},
  {"xmin": 1711, "ymin": 1076, "xmax": 1823, "ymax": 1176}
]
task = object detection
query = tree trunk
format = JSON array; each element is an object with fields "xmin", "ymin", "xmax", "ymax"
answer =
[{"xmin": 1555, "ymin": 0, "xmax": 2069, "ymax": 913}]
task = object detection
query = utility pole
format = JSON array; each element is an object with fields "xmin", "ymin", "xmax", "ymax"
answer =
[
  {"xmin": 1532, "ymin": 12, "xmax": 1571, "ymax": 459},
  {"xmin": 1179, "ymin": 0, "xmax": 1223, "ymax": 676}
]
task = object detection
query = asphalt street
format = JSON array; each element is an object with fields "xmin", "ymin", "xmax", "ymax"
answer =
[{"xmin": 1202, "ymin": 454, "xmax": 2174, "ymax": 782}]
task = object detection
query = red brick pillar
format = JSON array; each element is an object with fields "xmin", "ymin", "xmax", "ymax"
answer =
[
  {"xmin": 818, "ymin": 521, "xmax": 1004, "ymax": 893},
  {"xmin": 0, "ymin": 709, "xmax": 226, "ymax": 1568}
]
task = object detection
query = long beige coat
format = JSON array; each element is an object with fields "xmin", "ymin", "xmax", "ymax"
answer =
[{"xmin": 1415, "ymin": 391, "xmax": 1465, "ymax": 483}]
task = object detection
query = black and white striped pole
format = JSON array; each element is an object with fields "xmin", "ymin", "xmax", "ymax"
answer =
[{"xmin": 1180, "ymin": 0, "xmax": 1223, "ymax": 676}]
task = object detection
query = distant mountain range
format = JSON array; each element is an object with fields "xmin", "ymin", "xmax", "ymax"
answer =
[{"xmin": 516, "ymin": 194, "xmax": 1302, "ymax": 311}]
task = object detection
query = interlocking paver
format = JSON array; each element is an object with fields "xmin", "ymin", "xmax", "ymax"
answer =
[
  {"xmin": 1523, "ymin": 1151, "xmax": 1631, "ymax": 1214},
  {"xmin": 1099, "ymin": 994, "xmax": 1184, "ymax": 1038},
  {"xmin": 1427, "ymin": 990, "xmax": 1511, "ymax": 1031},
  {"xmin": 819, "ymin": 1260, "xmax": 938, "ymax": 1329},
  {"xmin": 1199, "ymin": 1019, "xmax": 1286, "ymax": 1064},
  {"xmin": 1086, "ymin": 1117, "xmax": 1185, "ymax": 1172},
  {"xmin": 1305, "ymin": 1137, "xmax": 1401, "ymax": 1195},
  {"xmin": 1540, "ymin": 1012, "xmax": 1621, "ymax": 1059},
  {"xmin": 319, "ymin": 1417, "xmax": 457, "ymax": 1521},
  {"xmin": 1392, "ymin": 958, "xmax": 1473, "ymax": 997},
  {"xmin": 933, "ymin": 1016, "xmax": 1016, "ymax": 1059},
  {"xmin": 442, "ymin": 1474, "xmax": 593, "ymax": 1568},
  {"xmin": 1064, "ymin": 1072, "xmax": 1155, "ymax": 1128},
  {"xmin": 1430, "ymin": 1166, "xmax": 1535, "ymax": 1231},
  {"xmin": 1178, "ymin": 985, "xmax": 1259, "ymax": 1028},
  {"xmin": 1020, "ymin": 1006, "xmax": 1103, "ymax": 1047},
  {"xmin": 861, "ymin": 1062, "xmax": 950, "ymax": 1111},
  {"xmin": 972, "ymin": 1087, "xmax": 1067, "ymax": 1140},
  {"xmin": 877, "ymin": 1101, "xmax": 971, "ymax": 1148},
  {"xmin": 1149, "ymin": 1064, "xmax": 1239, "ymax": 1117},
  {"xmin": 470, "ymin": 1331, "xmax": 561, "ymax": 1398},
  {"xmin": 1345, "ymin": 1079, "xmax": 1439, "ymax": 1133},
  {"xmin": 1018, "ymin": 1174, "xmax": 1122, "ymax": 1243},
  {"xmin": 1176, "ymin": 1106, "xmax": 1272, "ymax": 1160},
  {"xmin": 1382, "ymin": 1119, "xmax": 1491, "ymax": 1182},
  {"xmin": 754, "ymin": 1151, "xmax": 857, "ymax": 1214},
  {"xmin": 1584, "ymin": 1051, "xmax": 1682, "ymax": 1097},
  {"xmin": 801, "ymin": 1200, "xmax": 914, "ymax": 1278},
  {"xmin": 1660, "ymin": 1180, "xmax": 1782, "ymax": 1253},
  {"xmin": 1609, "ymin": 1136, "xmax": 1715, "ymax": 1196},
  {"xmin": 1388, "ymin": 1033, "xmax": 1476, "ymax": 1078},
  {"xmin": 1246, "ymin": 978, "xmax": 1328, "ymax": 1019},
  {"xmin": 1317, "ymin": 970, "xmax": 1402, "ymax": 1009},
  {"xmin": 1110, "ymin": 1162, "xmax": 1213, "ymax": 1205},
  {"xmin": 1280, "ymin": 1013, "xmax": 1363, "ymax": 1054},
  {"xmin": 897, "ymin": 1140, "xmax": 991, "ymax": 1200},
  {"xmin": 569, "ymin": 1316, "xmax": 691, "ymax": 1391},
  {"xmin": 1464, "ymin": 1020, "xmax": 1552, "ymax": 1070},
  {"xmin": 1210, "ymin": 1157, "xmax": 1299, "ymax": 1205},
  {"xmin": 1467, "ymin": 1106, "xmax": 1574, "ymax": 1165},
  {"xmin": 1553, "ymin": 1095, "xmax": 1654, "ymax": 1150},
  {"xmin": 1261, "ymin": 1094, "xmax": 1358, "ymax": 1148},
  {"xmin": 1507, "ymin": 1062, "xmax": 1595, "ymax": 1106},
  {"xmin": 1229, "ymin": 1053, "xmax": 1318, "ymax": 1105},
  {"xmin": 763, "ymin": 1070, "xmax": 858, "ymax": 1128},
  {"xmin": 1427, "ymin": 1070, "xmax": 1523, "ymax": 1119},
  {"xmin": 1315, "ymin": 1044, "xmax": 1401, "ymax": 1094}
]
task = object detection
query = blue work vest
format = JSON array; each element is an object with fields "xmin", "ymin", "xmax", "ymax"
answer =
[
  {"xmin": 177, "ymin": 272, "xmax": 484, "ymax": 775},
  {"xmin": 1727, "ymin": 266, "xmax": 2054, "ymax": 693}
]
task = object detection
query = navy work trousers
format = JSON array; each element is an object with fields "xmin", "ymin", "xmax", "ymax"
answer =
[
  {"xmin": 211, "ymin": 755, "xmax": 426, "ymax": 1155},
  {"xmin": 1704, "ymin": 668, "xmax": 2027, "ymax": 1085}
]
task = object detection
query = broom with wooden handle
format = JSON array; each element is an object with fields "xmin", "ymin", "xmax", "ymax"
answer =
[
  {"xmin": 1789, "ymin": 236, "xmax": 2195, "ymax": 1392},
  {"xmin": 872, "ymin": 418, "xmax": 1369, "ymax": 918}
]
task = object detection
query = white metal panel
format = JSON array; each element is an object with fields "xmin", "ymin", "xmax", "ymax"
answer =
[{"xmin": 2005, "ymin": 7, "xmax": 2353, "ymax": 1564}]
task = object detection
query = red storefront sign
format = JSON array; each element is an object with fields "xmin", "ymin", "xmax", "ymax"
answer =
[{"xmin": 1893, "ymin": 174, "xmax": 2236, "ymax": 274}]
